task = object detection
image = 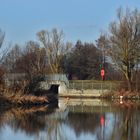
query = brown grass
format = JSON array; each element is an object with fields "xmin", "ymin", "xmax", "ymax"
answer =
[{"xmin": 0, "ymin": 94, "xmax": 49, "ymax": 106}]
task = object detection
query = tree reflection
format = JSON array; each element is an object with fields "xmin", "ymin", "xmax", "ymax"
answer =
[
  {"xmin": 66, "ymin": 105, "xmax": 140, "ymax": 140},
  {"xmin": 0, "ymin": 106, "xmax": 51, "ymax": 135},
  {"xmin": 103, "ymin": 107, "xmax": 140, "ymax": 140},
  {"xmin": 67, "ymin": 112, "xmax": 100, "ymax": 136},
  {"xmin": 117, "ymin": 108, "xmax": 140, "ymax": 140},
  {"xmin": 0, "ymin": 105, "xmax": 69, "ymax": 140},
  {"xmin": 0, "ymin": 103, "xmax": 140, "ymax": 140}
]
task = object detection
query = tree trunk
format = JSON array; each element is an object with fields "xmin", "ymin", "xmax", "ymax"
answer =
[
  {"xmin": 127, "ymin": 79, "xmax": 132, "ymax": 91},
  {"xmin": 127, "ymin": 69, "xmax": 132, "ymax": 91}
]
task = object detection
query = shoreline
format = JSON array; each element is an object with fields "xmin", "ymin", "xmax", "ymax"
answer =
[
  {"xmin": 59, "ymin": 91, "xmax": 140, "ymax": 100},
  {"xmin": 0, "ymin": 90, "xmax": 140, "ymax": 107},
  {"xmin": 59, "ymin": 93, "xmax": 101, "ymax": 98},
  {"xmin": 0, "ymin": 95, "xmax": 49, "ymax": 107}
]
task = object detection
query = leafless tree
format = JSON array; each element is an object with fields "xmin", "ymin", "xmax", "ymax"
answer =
[
  {"xmin": 37, "ymin": 28, "xmax": 71, "ymax": 74},
  {"xmin": 14, "ymin": 41, "xmax": 47, "ymax": 80},
  {"xmin": 108, "ymin": 7, "xmax": 140, "ymax": 91},
  {"xmin": 0, "ymin": 29, "xmax": 6, "ymax": 63},
  {"xmin": 3, "ymin": 44, "xmax": 21, "ymax": 72},
  {"xmin": 0, "ymin": 29, "xmax": 6, "ymax": 84}
]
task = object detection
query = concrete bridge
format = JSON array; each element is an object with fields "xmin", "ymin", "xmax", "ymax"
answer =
[{"xmin": 38, "ymin": 74, "xmax": 69, "ymax": 94}]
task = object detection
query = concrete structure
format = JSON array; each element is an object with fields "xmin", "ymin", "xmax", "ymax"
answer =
[
  {"xmin": 4, "ymin": 73, "xmax": 110, "ymax": 97},
  {"xmin": 39, "ymin": 80, "xmax": 68, "ymax": 94},
  {"xmin": 38, "ymin": 74, "xmax": 69, "ymax": 94}
]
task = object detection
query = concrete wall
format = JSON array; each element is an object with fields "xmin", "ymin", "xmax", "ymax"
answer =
[
  {"xmin": 58, "ymin": 82, "xmax": 67, "ymax": 94},
  {"xmin": 38, "ymin": 81, "xmax": 67, "ymax": 94}
]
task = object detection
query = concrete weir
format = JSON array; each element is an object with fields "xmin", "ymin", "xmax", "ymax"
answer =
[
  {"xmin": 39, "ymin": 81, "xmax": 108, "ymax": 98},
  {"xmin": 38, "ymin": 74, "xmax": 69, "ymax": 94},
  {"xmin": 40, "ymin": 81, "xmax": 68, "ymax": 94},
  {"xmin": 37, "ymin": 74, "xmax": 109, "ymax": 98}
]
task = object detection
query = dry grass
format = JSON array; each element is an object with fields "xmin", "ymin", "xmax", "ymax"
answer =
[{"xmin": 0, "ymin": 94, "xmax": 49, "ymax": 106}]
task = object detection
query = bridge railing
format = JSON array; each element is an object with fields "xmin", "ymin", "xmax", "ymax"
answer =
[{"xmin": 69, "ymin": 80, "xmax": 121, "ymax": 91}]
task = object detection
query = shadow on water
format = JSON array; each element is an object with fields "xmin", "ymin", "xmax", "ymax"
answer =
[{"xmin": 0, "ymin": 99, "xmax": 140, "ymax": 140}]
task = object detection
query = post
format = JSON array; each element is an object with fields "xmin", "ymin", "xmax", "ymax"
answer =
[
  {"xmin": 101, "ymin": 68, "xmax": 105, "ymax": 81},
  {"xmin": 101, "ymin": 82, "xmax": 103, "ymax": 94},
  {"xmin": 100, "ymin": 68, "xmax": 105, "ymax": 95}
]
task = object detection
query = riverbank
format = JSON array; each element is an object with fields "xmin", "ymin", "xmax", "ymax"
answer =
[
  {"xmin": 0, "ymin": 95, "xmax": 49, "ymax": 107},
  {"xmin": 59, "ymin": 93, "xmax": 101, "ymax": 98},
  {"xmin": 59, "ymin": 89, "xmax": 140, "ymax": 99},
  {"xmin": 0, "ymin": 88, "xmax": 139, "ymax": 107}
]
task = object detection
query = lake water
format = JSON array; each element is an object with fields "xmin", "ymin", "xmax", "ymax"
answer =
[{"xmin": 0, "ymin": 98, "xmax": 140, "ymax": 140}]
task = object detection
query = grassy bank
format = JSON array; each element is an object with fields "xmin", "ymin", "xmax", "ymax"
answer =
[{"xmin": 0, "ymin": 94, "xmax": 49, "ymax": 107}]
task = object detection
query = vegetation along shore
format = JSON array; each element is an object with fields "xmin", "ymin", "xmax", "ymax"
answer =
[{"xmin": 0, "ymin": 7, "xmax": 140, "ymax": 106}]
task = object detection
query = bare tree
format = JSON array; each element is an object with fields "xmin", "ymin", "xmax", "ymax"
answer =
[
  {"xmin": 0, "ymin": 29, "xmax": 6, "ymax": 84},
  {"xmin": 37, "ymin": 28, "xmax": 71, "ymax": 74},
  {"xmin": 96, "ymin": 34, "xmax": 109, "ymax": 65},
  {"xmin": 3, "ymin": 44, "xmax": 21, "ymax": 72},
  {"xmin": 108, "ymin": 7, "xmax": 140, "ymax": 91},
  {"xmin": 14, "ymin": 41, "xmax": 47, "ymax": 80},
  {"xmin": 0, "ymin": 29, "xmax": 5, "ymax": 63}
]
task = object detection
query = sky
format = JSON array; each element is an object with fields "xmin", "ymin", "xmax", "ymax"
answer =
[{"xmin": 0, "ymin": 0, "xmax": 140, "ymax": 46}]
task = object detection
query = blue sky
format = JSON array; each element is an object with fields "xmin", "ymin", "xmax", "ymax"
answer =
[{"xmin": 0, "ymin": 0, "xmax": 140, "ymax": 45}]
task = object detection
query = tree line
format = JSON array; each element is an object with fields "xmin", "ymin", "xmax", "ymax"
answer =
[{"xmin": 0, "ymin": 7, "xmax": 140, "ymax": 91}]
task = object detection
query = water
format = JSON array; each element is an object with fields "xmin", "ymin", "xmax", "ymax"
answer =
[{"xmin": 0, "ymin": 99, "xmax": 140, "ymax": 140}]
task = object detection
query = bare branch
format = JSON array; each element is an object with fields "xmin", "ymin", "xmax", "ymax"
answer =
[{"xmin": 108, "ymin": 7, "xmax": 140, "ymax": 90}]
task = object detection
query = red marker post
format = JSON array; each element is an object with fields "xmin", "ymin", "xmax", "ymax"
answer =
[
  {"xmin": 100, "ymin": 68, "xmax": 105, "ymax": 81},
  {"xmin": 100, "ymin": 115, "xmax": 105, "ymax": 126}
]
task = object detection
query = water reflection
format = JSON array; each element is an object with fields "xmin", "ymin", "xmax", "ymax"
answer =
[{"xmin": 0, "ymin": 99, "xmax": 140, "ymax": 140}]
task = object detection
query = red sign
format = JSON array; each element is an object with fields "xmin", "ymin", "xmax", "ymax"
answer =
[
  {"xmin": 100, "ymin": 115, "xmax": 105, "ymax": 126},
  {"xmin": 101, "ymin": 69, "xmax": 105, "ymax": 77}
]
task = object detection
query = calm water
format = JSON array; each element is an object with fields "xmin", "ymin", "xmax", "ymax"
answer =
[{"xmin": 0, "ymin": 99, "xmax": 140, "ymax": 140}]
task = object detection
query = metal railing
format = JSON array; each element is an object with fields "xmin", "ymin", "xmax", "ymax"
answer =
[{"xmin": 69, "ymin": 80, "xmax": 121, "ymax": 91}]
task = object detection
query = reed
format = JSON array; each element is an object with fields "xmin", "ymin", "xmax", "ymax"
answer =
[{"xmin": 0, "ymin": 94, "xmax": 49, "ymax": 106}]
